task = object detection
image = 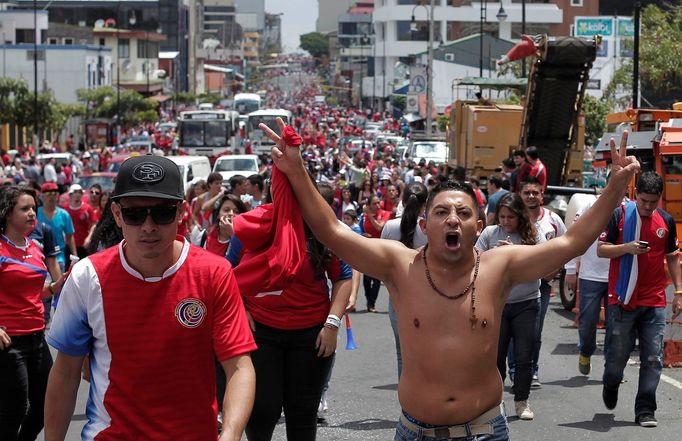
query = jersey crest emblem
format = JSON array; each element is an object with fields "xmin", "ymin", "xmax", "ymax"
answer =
[
  {"xmin": 175, "ymin": 298, "xmax": 206, "ymax": 328},
  {"xmin": 656, "ymin": 227, "xmax": 665, "ymax": 238}
]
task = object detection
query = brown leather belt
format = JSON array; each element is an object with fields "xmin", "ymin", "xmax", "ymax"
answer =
[{"xmin": 399, "ymin": 403, "xmax": 502, "ymax": 439}]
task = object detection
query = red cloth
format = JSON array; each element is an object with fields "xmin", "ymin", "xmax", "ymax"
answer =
[
  {"xmin": 363, "ymin": 210, "xmax": 391, "ymax": 238},
  {"xmin": 282, "ymin": 126, "xmax": 302, "ymax": 146},
  {"xmin": 233, "ymin": 166, "xmax": 306, "ymax": 297}
]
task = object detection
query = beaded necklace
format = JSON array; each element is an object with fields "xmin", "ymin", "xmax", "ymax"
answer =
[{"xmin": 422, "ymin": 245, "xmax": 482, "ymax": 329}]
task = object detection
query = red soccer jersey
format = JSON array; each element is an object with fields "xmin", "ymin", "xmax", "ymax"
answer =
[
  {"xmin": 64, "ymin": 203, "xmax": 96, "ymax": 247},
  {"xmin": 0, "ymin": 238, "xmax": 47, "ymax": 335},
  {"xmin": 205, "ymin": 227, "xmax": 229, "ymax": 257},
  {"xmin": 363, "ymin": 210, "xmax": 391, "ymax": 238},
  {"xmin": 601, "ymin": 207, "xmax": 678, "ymax": 307},
  {"xmin": 47, "ymin": 239, "xmax": 256, "ymax": 440},
  {"xmin": 530, "ymin": 161, "xmax": 547, "ymax": 191}
]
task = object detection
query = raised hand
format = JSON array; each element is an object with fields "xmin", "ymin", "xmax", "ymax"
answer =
[
  {"xmin": 607, "ymin": 130, "xmax": 641, "ymax": 190},
  {"xmin": 258, "ymin": 117, "xmax": 304, "ymax": 175}
]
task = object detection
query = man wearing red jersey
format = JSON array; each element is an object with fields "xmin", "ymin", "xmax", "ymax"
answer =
[
  {"xmin": 597, "ymin": 171, "xmax": 682, "ymax": 428},
  {"xmin": 45, "ymin": 155, "xmax": 256, "ymax": 441},
  {"xmin": 63, "ymin": 184, "xmax": 96, "ymax": 258}
]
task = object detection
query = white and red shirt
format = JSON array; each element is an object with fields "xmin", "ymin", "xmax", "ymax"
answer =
[
  {"xmin": 47, "ymin": 238, "xmax": 256, "ymax": 441},
  {"xmin": 64, "ymin": 203, "xmax": 96, "ymax": 247},
  {"xmin": 534, "ymin": 207, "xmax": 567, "ymax": 242},
  {"xmin": 600, "ymin": 207, "xmax": 678, "ymax": 308},
  {"xmin": 530, "ymin": 160, "xmax": 547, "ymax": 191},
  {"xmin": 0, "ymin": 238, "xmax": 47, "ymax": 335}
]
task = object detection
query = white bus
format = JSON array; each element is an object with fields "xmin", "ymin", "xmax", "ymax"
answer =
[
  {"xmin": 177, "ymin": 110, "xmax": 240, "ymax": 159},
  {"xmin": 234, "ymin": 93, "xmax": 262, "ymax": 115},
  {"xmin": 246, "ymin": 109, "xmax": 294, "ymax": 155}
]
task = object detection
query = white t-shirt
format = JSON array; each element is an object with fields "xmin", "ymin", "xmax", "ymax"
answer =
[
  {"xmin": 565, "ymin": 198, "xmax": 610, "ymax": 283},
  {"xmin": 380, "ymin": 217, "xmax": 427, "ymax": 249}
]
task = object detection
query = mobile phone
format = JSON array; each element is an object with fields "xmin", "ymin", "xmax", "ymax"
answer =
[{"xmin": 638, "ymin": 240, "xmax": 649, "ymax": 248}]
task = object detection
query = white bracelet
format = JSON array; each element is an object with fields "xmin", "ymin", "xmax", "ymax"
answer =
[{"xmin": 325, "ymin": 314, "xmax": 341, "ymax": 329}]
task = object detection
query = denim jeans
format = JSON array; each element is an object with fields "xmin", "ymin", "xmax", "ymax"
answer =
[
  {"xmin": 393, "ymin": 411, "xmax": 509, "ymax": 441},
  {"xmin": 245, "ymin": 321, "xmax": 333, "ymax": 441},
  {"xmin": 578, "ymin": 279, "xmax": 608, "ymax": 357},
  {"xmin": 498, "ymin": 298, "xmax": 539, "ymax": 402},
  {"xmin": 363, "ymin": 275, "xmax": 381, "ymax": 309},
  {"xmin": 0, "ymin": 331, "xmax": 53, "ymax": 441},
  {"xmin": 603, "ymin": 305, "xmax": 665, "ymax": 417},
  {"xmin": 388, "ymin": 298, "xmax": 403, "ymax": 378},
  {"xmin": 532, "ymin": 280, "xmax": 552, "ymax": 375}
]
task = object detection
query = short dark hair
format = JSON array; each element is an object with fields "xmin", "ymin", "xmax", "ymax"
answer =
[
  {"xmin": 207, "ymin": 172, "xmax": 223, "ymax": 184},
  {"xmin": 488, "ymin": 174, "xmax": 505, "ymax": 189},
  {"xmin": 247, "ymin": 174, "xmax": 264, "ymax": 192},
  {"xmin": 425, "ymin": 180, "xmax": 478, "ymax": 217},
  {"xmin": 502, "ymin": 157, "xmax": 515, "ymax": 169},
  {"xmin": 521, "ymin": 176, "xmax": 542, "ymax": 190},
  {"xmin": 317, "ymin": 182, "xmax": 335, "ymax": 205},
  {"xmin": 512, "ymin": 149, "xmax": 526, "ymax": 158},
  {"xmin": 635, "ymin": 171, "xmax": 663, "ymax": 195},
  {"xmin": 526, "ymin": 146, "xmax": 539, "ymax": 160},
  {"xmin": 229, "ymin": 175, "xmax": 246, "ymax": 189}
]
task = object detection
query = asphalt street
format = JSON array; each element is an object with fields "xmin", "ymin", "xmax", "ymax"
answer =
[{"xmin": 40, "ymin": 283, "xmax": 682, "ymax": 441}]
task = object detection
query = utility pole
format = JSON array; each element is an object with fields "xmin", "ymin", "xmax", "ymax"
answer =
[
  {"xmin": 632, "ymin": 2, "xmax": 641, "ymax": 108},
  {"xmin": 33, "ymin": 0, "xmax": 39, "ymax": 147},
  {"xmin": 425, "ymin": 0, "xmax": 434, "ymax": 136}
]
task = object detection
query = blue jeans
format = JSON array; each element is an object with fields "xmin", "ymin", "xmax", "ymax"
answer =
[
  {"xmin": 578, "ymin": 279, "xmax": 608, "ymax": 357},
  {"xmin": 388, "ymin": 298, "xmax": 402, "ymax": 378},
  {"xmin": 498, "ymin": 298, "xmax": 539, "ymax": 402},
  {"xmin": 394, "ymin": 411, "xmax": 509, "ymax": 441},
  {"xmin": 602, "ymin": 305, "xmax": 665, "ymax": 417},
  {"xmin": 508, "ymin": 282, "xmax": 549, "ymax": 379}
]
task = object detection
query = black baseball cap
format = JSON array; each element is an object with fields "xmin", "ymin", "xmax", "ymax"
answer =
[{"xmin": 112, "ymin": 155, "xmax": 184, "ymax": 201}]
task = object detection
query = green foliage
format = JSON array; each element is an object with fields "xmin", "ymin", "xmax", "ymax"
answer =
[
  {"xmin": 392, "ymin": 95, "xmax": 406, "ymax": 111},
  {"xmin": 76, "ymin": 87, "xmax": 156, "ymax": 126},
  {"xmin": 0, "ymin": 78, "xmax": 30, "ymax": 125},
  {"xmin": 605, "ymin": 4, "xmax": 682, "ymax": 107},
  {"xmin": 173, "ymin": 92, "xmax": 197, "ymax": 105},
  {"xmin": 437, "ymin": 114, "xmax": 449, "ymax": 132},
  {"xmin": 136, "ymin": 109, "xmax": 159, "ymax": 124},
  {"xmin": 299, "ymin": 32, "xmax": 329, "ymax": 59},
  {"xmin": 198, "ymin": 92, "xmax": 222, "ymax": 105},
  {"xmin": 581, "ymin": 94, "xmax": 611, "ymax": 147}
]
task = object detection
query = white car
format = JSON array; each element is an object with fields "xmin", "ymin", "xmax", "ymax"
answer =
[
  {"xmin": 410, "ymin": 141, "xmax": 448, "ymax": 164},
  {"xmin": 213, "ymin": 154, "xmax": 259, "ymax": 181}
]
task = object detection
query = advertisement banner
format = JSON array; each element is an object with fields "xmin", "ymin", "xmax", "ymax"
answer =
[{"xmin": 575, "ymin": 18, "xmax": 613, "ymax": 36}]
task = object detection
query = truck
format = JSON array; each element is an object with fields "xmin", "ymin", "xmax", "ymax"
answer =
[{"xmin": 448, "ymin": 34, "xmax": 599, "ymax": 187}]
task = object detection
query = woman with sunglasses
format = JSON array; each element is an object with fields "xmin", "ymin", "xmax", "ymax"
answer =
[
  {"xmin": 0, "ymin": 185, "xmax": 64, "ymax": 440},
  {"xmin": 475, "ymin": 193, "xmax": 544, "ymax": 421},
  {"xmin": 357, "ymin": 178, "xmax": 374, "ymax": 208}
]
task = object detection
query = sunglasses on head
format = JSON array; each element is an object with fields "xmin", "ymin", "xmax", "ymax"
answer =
[{"xmin": 119, "ymin": 204, "xmax": 178, "ymax": 226}]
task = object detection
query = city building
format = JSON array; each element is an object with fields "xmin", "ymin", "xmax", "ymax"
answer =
[
  {"xmin": 264, "ymin": 12, "xmax": 282, "ymax": 57},
  {"xmin": 0, "ymin": 10, "xmax": 112, "ymax": 105},
  {"xmin": 243, "ymin": 30, "xmax": 259, "ymax": 65},
  {"xmin": 371, "ymin": 0, "xmax": 599, "ymax": 107},
  {"xmin": 599, "ymin": 0, "xmax": 668, "ymax": 15},
  {"xmin": 337, "ymin": 2, "xmax": 374, "ymax": 108},
  {"xmin": 318, "ymin": 0, "xmax": 356, "ymax": 34}
]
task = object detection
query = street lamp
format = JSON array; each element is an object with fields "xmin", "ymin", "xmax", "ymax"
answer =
[
  {"xmin": 359, "ymin": 33, "xmax": 369, "ymax": 111},
  {"xmin": 496, "ymin": 4, "xmax": 508, "ymax": 22},
  {"xmin": 522, "ymin": 0, "xmax": 527, "ymax": 77},
  {"xmin": 479, "ymin": 1, "xmax": 487, "ymax": 77},
  {"xmin": 410, "ymin": 0, "xmax": 435, "ymax": 136}
]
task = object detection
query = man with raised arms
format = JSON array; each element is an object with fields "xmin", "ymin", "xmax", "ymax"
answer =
[{"xmin": 262, "ymin": 119, "xmax": 639, "ymax": 441}]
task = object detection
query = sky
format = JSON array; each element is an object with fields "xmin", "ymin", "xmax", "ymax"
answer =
[{"xmin": 265, "ymin": 0, "xmax": 318, "ymax": 53}]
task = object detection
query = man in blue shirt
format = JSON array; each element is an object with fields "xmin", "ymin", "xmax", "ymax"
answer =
[{"xmin": 486, "ymin": 174, "xmax": 510, "ymax": 225}]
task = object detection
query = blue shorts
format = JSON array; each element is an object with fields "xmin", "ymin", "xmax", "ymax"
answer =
[{"xmin": 394, "ymin": 403, "xmax": 510, "ymax": 441}]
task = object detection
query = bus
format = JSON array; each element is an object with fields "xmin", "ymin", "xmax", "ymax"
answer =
[
  {"xmin": 234, "ymin": 93, "xmax": 262, "ymax": 115},
  {"xmin": 177, "ymin": 110, "xmax": 240, "ymax": 160},
  {"xmin": 246, "ymin": 109, "xmax": 294, "ymax": 155}
]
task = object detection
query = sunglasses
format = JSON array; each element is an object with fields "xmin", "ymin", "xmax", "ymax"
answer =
[
  {"xmin": 90, "ymin": 191, "xmax": 101, "ymax": 196},
  {"xmin": 119, "ymin": 204, "xmax": 178, "ymax": 226}
]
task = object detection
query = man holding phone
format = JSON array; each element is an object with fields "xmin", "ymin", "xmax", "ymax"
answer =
[{"xmin": 597, "ymin": 171, "xmax": 682, "ymax": 428}]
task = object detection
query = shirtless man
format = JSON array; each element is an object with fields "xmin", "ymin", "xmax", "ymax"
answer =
[{"xmin": 262, "ymin": 119, "xmax": 639, "ymax": 441}]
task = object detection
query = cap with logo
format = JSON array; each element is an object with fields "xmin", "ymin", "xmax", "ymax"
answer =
[
  {"xmin": 69, "ymin": 184, "xmax": 83, "ymax": 193},
  {"xmin": 41, "ymin": 182, "xmax": 58, "ymax": 192},
  {"xmin": 112, "ymin": 155, "xmax": 184, "ymax": 201}
]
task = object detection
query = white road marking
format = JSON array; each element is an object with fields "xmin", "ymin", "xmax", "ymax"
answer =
[{"xmin": 628, "ymin": 356, "xmax": 682, "ymax": 390}]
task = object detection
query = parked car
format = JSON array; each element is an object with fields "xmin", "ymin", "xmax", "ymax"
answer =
[
  {"xmin": 76, "ymin": 172, "xmax": 117, "ymax": 193},
  {"xmin": 37, "ymin": 152, "xmax": 74, "ymax": 166},
  {"xmin": 165, "ymin": 155, "xmax": 212, "ymax": 191},
  {"xmin": 212, "ymin": 154, "xmax": 259, "ymax": 181}
]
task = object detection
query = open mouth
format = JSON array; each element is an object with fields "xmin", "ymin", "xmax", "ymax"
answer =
[{"xmin": 445, "ymin": 233, "xmax": 460, "ymax": 249}]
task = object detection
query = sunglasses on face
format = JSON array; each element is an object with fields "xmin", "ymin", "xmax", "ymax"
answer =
[
  {"xmin": 90, "ymin": 191, "xmax": 101, "ymax": 196},
  {"xmin": 119, "ymin": 204, "xmax": 178, "ymax": 226},
  {"xmin": 43, "ymin": 191, "xmax": 58, "ymax": 195}
]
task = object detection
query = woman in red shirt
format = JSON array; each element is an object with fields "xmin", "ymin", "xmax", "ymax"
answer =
[
  {"xmin": 0, "ymin": 186, "xmax": 64, "ymax": 440},
  {"xmin": 360, "ymin": 195, "xmax": 391, "ymax": 312}
]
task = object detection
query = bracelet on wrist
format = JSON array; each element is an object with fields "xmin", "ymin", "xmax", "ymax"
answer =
[
  {"xmin": 325, "ymin": 314, "xmax": 341, "ymax": 329},
  {"xmin": 674, "ymin": 291, "xmax": 682, "ymax": 296}
]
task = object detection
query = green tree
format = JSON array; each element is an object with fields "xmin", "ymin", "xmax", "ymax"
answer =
[
  {"xmin": 299, "ymin": 32, "xmax": 329, "ymax": 60},
  {"xmin": 77, "ymin": 87, "xmax": 156, "ymax": 126},
  {"xmin": 605, "ymin": 4, "xmax": 682, "ymax": 108},
  {"xmin": 581, "ymin": 94, "xmax": 611, "ymax": 147},
  {"xmin": 0, "ymin": 78, "xmax": 30, "ymax": 125},
  {"xmin": 173, "ymin": 92, "xmax": 197, "ymax": 105}
]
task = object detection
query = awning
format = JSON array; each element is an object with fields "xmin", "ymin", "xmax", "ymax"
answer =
[
  {"xmin": 149, "ymin": 94, "xmax": 171, "ymax": 103},
  {"xmin": 204, "ymin": 64, "xmax": 233, "ymax": 74},
  {"xmin": 403, "ymin": 113, "xmax": 423, "ymax": 123},
  {"xmin": 159, "ymin": 51, "xmax": 179, "ymax": 59}
]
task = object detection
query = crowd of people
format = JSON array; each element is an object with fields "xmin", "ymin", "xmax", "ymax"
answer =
[{"xmin": 1, "ymin": 81, "xmax": 682, "ymax": 441}]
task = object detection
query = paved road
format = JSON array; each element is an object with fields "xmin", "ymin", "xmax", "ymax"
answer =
[{"xmin": 40, "ymin": 283, "xmax": 682, "ymax": 441}]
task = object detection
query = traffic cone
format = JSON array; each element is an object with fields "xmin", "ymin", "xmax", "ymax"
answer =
[
  {"xmin": 345, "ymin": 314, "xmax": 357, "ymax": 350},
  {"xmin": 497, "ymin": 35, "xmax": 537, "ymax": 65}
]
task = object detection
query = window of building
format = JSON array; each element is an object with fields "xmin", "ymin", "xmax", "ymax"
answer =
[
  {"xmin": 137, "ymin": 40, "xmax": 159, "ymax": 59},
  {"xmin": 47, "ymin": 37, "xmax": 58, "ymax": 45},
  {"xmin": 397, "ymin": 0, "xmax": 421, "ymax": 4},
  {"xmin": 571, "ymin": 0, "xmax": 584, "ymax": 6},
  {"xmin": 15, "ymin": 29, "xmax": 35, "ymax": 44},
  {"xmin": 63, "ymin": 38, "xmax": 74, "ymax": 45},
  {"xmin": 118, "ymin": 38, "xmax": 130, "ymax": 58},
  {"xmin": 397, "ymin": 21, "xmax": 441, "ymax": 42},
  {"xmin": 99, "ymin": 38, "xmax": 106, "ymax": 46}
]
